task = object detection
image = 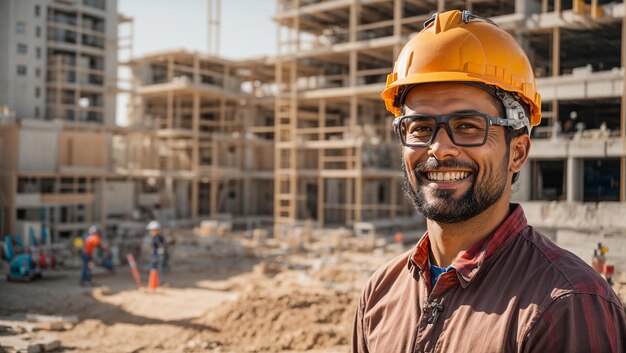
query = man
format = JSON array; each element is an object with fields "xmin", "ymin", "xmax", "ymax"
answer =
[
  {"xmin": 146, "ymin": 220, "xmax": 167, "ymax": 273},
  {"xmin": 352, "ymin": 10, "xmax": 626, "ymax": 353},
  {"xmin": 80, "ymin": 225, "xmax": 101, "ymax": 286}
]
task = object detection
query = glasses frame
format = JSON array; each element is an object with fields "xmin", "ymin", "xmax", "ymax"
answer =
[{"xmin": 392, "ymin": 111, "xmax": 517, "ymax": 147}]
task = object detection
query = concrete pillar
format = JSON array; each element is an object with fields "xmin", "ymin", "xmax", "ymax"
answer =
[
  {"xmin": 191, "ymin": 179, "xmax": 198, "ymax": 219},
  {"xmin": 566, "ymin": 157, "xmax": 583, "ymax": 202},
  {"xmin": 516, "ymin": 0, "xmax": 541, "ymax": 16},
  {"xmin": 317, "ymin": 177, "xmax": 324, "ymax": 226},
  {"xmin": 619, "ymin": 156, "xmax": 626, "ymax": 202},
  {"xmin": 175, "ymin": 180, "xmax": 190, "ymax": 219},
  {"xmin": 210, "ymin": 180, "xmax": 218, "ymax": 215},
  {"xmin": 349, "ymin": 3, "xmax": 358, "ymax": 87},
  {"xmin": 243, "ymin": 177, "xmax": 252, "ymax": 215},
  {"xmin": 552, "ymin": 27, "xmax": 560, "ymax": 78},
  {"xmin": 192, "ymin": 93, "xmax": 200, "ymax": 172}
]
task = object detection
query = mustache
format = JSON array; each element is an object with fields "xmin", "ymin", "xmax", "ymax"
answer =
[{"xmin": 412, "ymin": 157, "xmax": 477, "ymax": 174}]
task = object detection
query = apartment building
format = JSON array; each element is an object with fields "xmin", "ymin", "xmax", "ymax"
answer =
[{"xmin": 0, "ymin": 0, "xmax": 124, "ymax": 241}]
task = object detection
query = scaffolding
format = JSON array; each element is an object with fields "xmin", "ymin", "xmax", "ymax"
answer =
[{"xmin": 273, "ymin": 0, "xmax": 428, "ymax": 233}]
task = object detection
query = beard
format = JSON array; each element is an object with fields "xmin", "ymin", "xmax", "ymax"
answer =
[{"xmin": 401, "ymin": 156, "xmax": 508, "ymax": 224}]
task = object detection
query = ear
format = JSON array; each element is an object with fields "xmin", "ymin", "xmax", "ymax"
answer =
[{"xmin": 509, "ymin": 134, "xmax": 530, "ymax": 173}]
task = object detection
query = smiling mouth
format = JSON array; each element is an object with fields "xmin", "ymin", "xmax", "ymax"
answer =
[{"xmin": 423, "ymin": 171, "xmax": 471, "ymax": 182}]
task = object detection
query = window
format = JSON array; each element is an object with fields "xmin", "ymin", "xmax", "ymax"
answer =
[
  {"xmin": 35, "ymin": 87, "xmax": 41, "ymax": 98},
  {"xmin": 36, "ymin": 68, "xmax": 41, "ymax": 77},
  {"xmin": 17, "ymin": 43, "xmax": 27, "ymax": 55},
  {"xmin": 35, "ymin": 106, "xmax": 40, "ymax": 118},
  {"xmin": 36, "ymin": 26, "xmax": 41, "ymax": 38},
  {"xmin": 36, "ymin": 47, "xmax": 42, "ymax": 59},
  {"xmin": 17, "ymin": 65, "xmax": 27, "ymax": 76},
  {"xmin": 16, "ymin": 22, "xmax": 25, "ymax": 34},
  {"xmin": 83, "ymin": 0, "xmax": 105, "ymax": 10},
  {"xmin": 583, "ymin": 159, "xmax": 620, "ymax": 201},
  {"xmin": 35, "ymin": 5, "xmax": 40, "ymax": 17}
]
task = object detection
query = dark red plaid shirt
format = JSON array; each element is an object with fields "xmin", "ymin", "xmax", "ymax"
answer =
[{"xmin": 353, "ymin": 204, "xmax": 626, "ymax": 353}]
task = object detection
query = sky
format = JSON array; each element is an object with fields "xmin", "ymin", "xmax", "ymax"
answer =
[
  {"xmin": 116, "ymin": 0, "xmax": 276, "ymax": 124},
  {"xmin": 118, "ymin": 0, "xmax": 276, "ymax": 59}
]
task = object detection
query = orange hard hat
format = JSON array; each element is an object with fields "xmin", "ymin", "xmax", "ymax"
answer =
[{"xmin": 382, "ymin": 10, "xmax": 541, "ymax": 129}]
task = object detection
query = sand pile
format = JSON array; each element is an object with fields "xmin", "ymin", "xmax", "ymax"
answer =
[
  {"xmin": 309, "ymin": 264, "xmax": 367, "ymax": 286},
  {"xmin": 205, "ymin": 288, "xmax": 357, "ymax": 352}
]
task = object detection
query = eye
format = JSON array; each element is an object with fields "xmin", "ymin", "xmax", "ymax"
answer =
[
  {"xmin": 402, "ymin": 116, "xmax": 434, "ymax": 133},
  {"xmin": 409, "ymin": 124, "xmax": 432, "ymax": 133},
  {"xmin": 456, "ymin": 122, "xmax": 480, "ymax": 130},
  {"xmin": 450, "ymin": 115, "xmax": 486, "ymax": 133}
]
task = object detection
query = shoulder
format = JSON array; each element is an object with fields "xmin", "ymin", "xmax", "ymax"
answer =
[
  {"xmin": 521, "ymin": 290, "xmax": 626, "ymax": 352},
  {"xmin": 359, "ymin": 249, "xmax": 415, "ymax": 305},
  {"xmin": 515, "ymin": 227, "xmax": 626, "ymax": 344},
  {"xmin": 518, "ymin": 226, "xmax": 621, "ymax": 306},
  {"xmin": 503, "ymin": 227, "xmax": 626, "ymax": 350}
]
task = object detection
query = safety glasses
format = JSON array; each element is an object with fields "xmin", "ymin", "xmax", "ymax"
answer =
[{"xmin": 393, "ymin": 111, "xmax": 516, "ymax": 147}]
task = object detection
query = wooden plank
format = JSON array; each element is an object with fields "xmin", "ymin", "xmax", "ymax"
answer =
[
  {"xmin": 31, "ymin": 335, "xmax": 61, "ymax": 351},
  {"xmin": 0, "ymin": 334, "xmax": 41, "ymax": 353},
  {"xmin": 25, "ymin": 314, "xmax": 78, "ymax": 330},
  {"xmin": 0, "ymin": 319, "xmax": 36, "ymax": 334}
]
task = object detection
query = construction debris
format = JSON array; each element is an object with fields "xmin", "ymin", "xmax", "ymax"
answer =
[
  {"xmin": 0, "ymin": 315, "xmax": 69, "ymax": 353},
  {"xmin": 0, "ymin": 334, "xmax": 60, "ymax": 353},
  {"xmin": 0, "ymin": 314, "xmax": 76, "ymax": 334}
]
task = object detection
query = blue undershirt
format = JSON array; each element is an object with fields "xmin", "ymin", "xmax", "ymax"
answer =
[{"xmin": 430, "ymin": 264, "xmax": 454, "ymax": 288}]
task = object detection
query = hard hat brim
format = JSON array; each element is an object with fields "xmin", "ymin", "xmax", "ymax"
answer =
[{"xmin": 382, "ymin": 72, "xmax": 541, "ymax": 126}]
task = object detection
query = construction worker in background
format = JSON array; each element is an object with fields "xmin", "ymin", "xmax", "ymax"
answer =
[
  {"xmin": 80, "ymin": 225, "xmax": 101, "ymax": 286},
  {"xmin": 146, "ymin": 221, "xmax": 167, "ymax": 275},
  {"xmin": 353, "ymin": 10, "xmax": 626, "ymax": 353},
  {"xmin": 72, "ymin": 235, "xmax": 83, "ymax": 258}
]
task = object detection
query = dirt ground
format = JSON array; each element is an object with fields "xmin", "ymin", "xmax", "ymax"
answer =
[
  {"xmin": 1, "ymin": 230, "xmax": 625, "ymax": 353},
  {"xmin": 0, "ymin": 231, "xmax": 400, "ymax": 353}
]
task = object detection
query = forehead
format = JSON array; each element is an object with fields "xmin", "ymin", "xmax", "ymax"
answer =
[{"xmin": 403, "ymin": 83, "xmax": 500, "ymax": 116}]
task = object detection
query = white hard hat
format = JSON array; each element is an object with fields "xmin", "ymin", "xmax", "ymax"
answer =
[{"xmin": 146, "ymin": 220, "xmax": 161, "ymax": 231}]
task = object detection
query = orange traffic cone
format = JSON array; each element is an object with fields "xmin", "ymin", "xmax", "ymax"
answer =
[{"xmin": 148, "ymin": 268, "xmax": 159, "ymax": 291}]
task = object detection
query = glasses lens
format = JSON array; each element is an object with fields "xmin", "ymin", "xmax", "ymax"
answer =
[
  {"xmin": 400, "ymin": 116, "xmax": 436, "ymax": 146},
  {"xmin": 448, "ymin": 115, "xmax": 488, "ymax": 146}
]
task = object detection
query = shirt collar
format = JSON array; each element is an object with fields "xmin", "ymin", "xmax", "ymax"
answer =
[{"xmin": 408, "ymin": 203, "xmax": 527, "ymax": 287}]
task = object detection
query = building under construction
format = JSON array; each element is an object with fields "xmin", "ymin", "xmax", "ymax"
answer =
[
  {"xmin": 1, "ymin": 0, "xmax": 625, "ymax": 264},
  {"xmin": 271, "ymin": 0, "xmax": 625, "ymax": 232},
  {"xmin": 121, "ymin": 50, "xmax": 276, "ymax": 225}
]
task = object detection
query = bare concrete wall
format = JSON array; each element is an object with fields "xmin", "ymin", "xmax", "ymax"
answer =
[
  {"xmin": 103, "ymin": 181, "xmax": 134, "ymax": 218},
  {"xmin": 521, "ymin": 201, "xmax": 626, "ymax": 231},
  {"xmin": 18, "ymin": 127, "xmax": 58, "ymax": 172},
  {"xmin": 521, "ymin": 201, "xmax": 626, "ymax": 272},
  {"xmin": 555, "ymin": 229, "xmax": 626, "ymax": 273}
]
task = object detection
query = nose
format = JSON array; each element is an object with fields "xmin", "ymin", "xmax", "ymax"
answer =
[{"xmin": 428, "ymin": 125, "xmax": 461, "ymax": 160}]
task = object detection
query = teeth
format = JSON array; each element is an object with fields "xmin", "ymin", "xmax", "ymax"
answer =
[{"xmin": 426, "ymin": 171, "xmax": 469, "ymax": 181}]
